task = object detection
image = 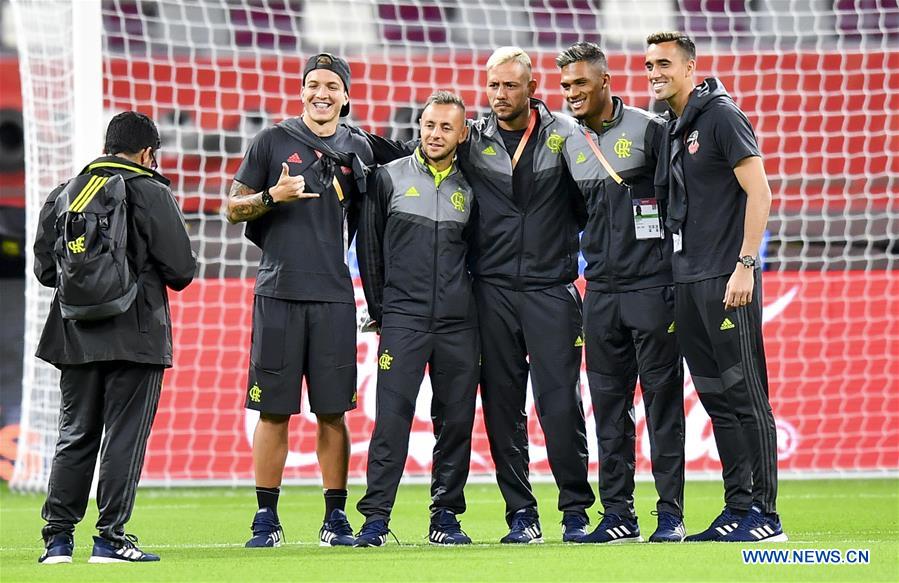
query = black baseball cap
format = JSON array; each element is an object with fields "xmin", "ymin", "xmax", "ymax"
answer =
[{"xmin": 303, "ymin": 53, "xmax": 351, "ymax": 117}]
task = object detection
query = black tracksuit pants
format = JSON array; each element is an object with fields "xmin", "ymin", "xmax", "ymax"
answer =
[
  {"xmin": 676, "ymin": 270, "xmax": 778, "ymax": 514},
  {"xmin": 475, "ymin": 281, "xmax": 594, "ymax": 523},
  {"xmin": 583, "ymin": 285, "xmax": 685, "ymax": 519},
  {"xmin": 357, "ymin": 326, "xmax": 479, "ymax": 523},
  {"xmin": 41, "ymin": 361, "xmax": 164, "ymax": 543}
]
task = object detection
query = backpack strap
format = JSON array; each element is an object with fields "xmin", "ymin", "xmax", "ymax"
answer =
[{"xmin": 86, "ymin": 161, "xmax": 153, "ymax": 180}]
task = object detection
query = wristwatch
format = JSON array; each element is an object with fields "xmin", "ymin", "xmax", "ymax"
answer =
[
  {"xmin": 738, "ymin": 255, "xmax": 757, "ymax": 269},
  {"xmin": 261, "ymin": 189, "xmax": 277, "ymax": 208}
]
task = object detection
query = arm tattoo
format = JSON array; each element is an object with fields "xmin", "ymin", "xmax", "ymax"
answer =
[{"xmin": 226, "ymin": 180, "xmax": 269, "ymax": 224}]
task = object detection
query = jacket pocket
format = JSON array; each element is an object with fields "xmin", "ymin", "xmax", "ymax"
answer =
[{"xmin": 135, "ymin": 285, "xmax": 150, "ymax": 333}]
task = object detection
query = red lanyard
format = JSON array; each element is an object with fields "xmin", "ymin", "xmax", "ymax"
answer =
[
  {"xmin": 583, "ymin": 129, "xmax": 625, "ymax": 185},
  {"xmin": 510, "ymin": 109, "xmax": 538, "ymax": 169}
]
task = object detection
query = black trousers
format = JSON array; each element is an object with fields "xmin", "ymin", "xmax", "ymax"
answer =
[
  {"xmin": 584, "ymin": 286, "xmax": 685, "ymax": 519},
  {"xmin": 357, "ymin": 326, "xmax": 479, "ymax": 522},
  {"xmin": 41, "ymin": 361, "xmax": 164, "ymax": 543},
  {"xmin": 676, "ymin": 271, "xmax": 778, "ymax": 514},
  {"xmin": 475, "ymin": 282, "xmax": 594, "ymax": 523}
]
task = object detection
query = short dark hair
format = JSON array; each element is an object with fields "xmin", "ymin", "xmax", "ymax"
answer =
[
  {"xmin": 555, "ymin": 41, "xmax": 608, "ymax": 71},
  {"xmin": 103, "ymin": 111, "xmax": 160, "ymax": 155},
  {"xmin": 645, "ymin": 31, "xmax": 696, "ymax": 61},
  {"xmin": 423, "ymin": 90, "xmax": 466, "ymax": 113}
]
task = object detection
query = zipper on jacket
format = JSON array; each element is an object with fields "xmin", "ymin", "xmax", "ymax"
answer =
[
  {"xmin": 515, "ymin": 212, "xmax": 525, "ymax": 285},
  {"xmin": 606, "ymin": 181, "xmax": 616, "ymax": 279},
  {"xmin": 429, "ymin": 182, "xmax": 440, "ymax": 331}
]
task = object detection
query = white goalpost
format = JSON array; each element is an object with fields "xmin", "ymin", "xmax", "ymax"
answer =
[{"xmin": 10, "ymin": 0, "xmax": 897, "ymax": 490}]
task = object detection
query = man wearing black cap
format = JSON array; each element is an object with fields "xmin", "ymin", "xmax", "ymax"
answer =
[{"xmin": 227, "ymin": 53, "xmax": 373, "ymax": 548}]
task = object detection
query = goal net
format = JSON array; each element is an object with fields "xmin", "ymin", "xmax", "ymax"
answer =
[{"xmin": 11, "ymin": 0, "xmax": 897, "ymax": 490}]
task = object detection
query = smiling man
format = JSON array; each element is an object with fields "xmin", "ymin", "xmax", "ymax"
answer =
[
  {"xmin": 557, "ymin": 41, "xmax": 686, "ymax": 544},
  {"xmin": 358, "ymin": 47, "xmax": 594, "ymax": 544},
  {"xmin": 354, "ymin": 91, "xmax": 478, "ymax": 547},
  {"xmin": 226, "ymin": 53, "xmax": 373, "ymax": 549},
  {"xmin": 646, "ymin": 32, "xmax": 785, "ymax": 543}
]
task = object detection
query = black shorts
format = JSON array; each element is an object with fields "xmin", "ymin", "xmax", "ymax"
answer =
[{"xmin": 245, "ymin": 296, "xmax": 357, "ymax": 415}]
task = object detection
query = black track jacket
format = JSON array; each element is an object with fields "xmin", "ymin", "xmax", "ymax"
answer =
[
  {"xmin": 365, "ymin": 98, "xmax": 585, "ymax": 291},
  {"xmin": 563, "ymin": 97, "xmax": 673, "ymax": 292},
  {"xmin": 34, "ymin": 156, "xmax": 197, "ymax": 367},
  {"xmin": 358, "ymin": 149, "xmax": 476, "ymax": 333}
]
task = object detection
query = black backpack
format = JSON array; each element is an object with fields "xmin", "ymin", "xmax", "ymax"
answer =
[{"xmin": 52, "ymin": 172, "xmax": 138, "ymax": 320}]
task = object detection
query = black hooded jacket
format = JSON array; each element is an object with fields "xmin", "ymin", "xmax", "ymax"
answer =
[
  {"xmin": 656, "ymin": 78, "xmax": 762, "ymax": 282},
  {"xmin": 34, "ymin": 156, "xmax": 197, "ymax": 367}
]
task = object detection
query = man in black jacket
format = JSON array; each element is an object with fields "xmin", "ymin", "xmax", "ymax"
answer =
[
  {"xmin": 354, "ymin": 91, "xmax": 478, "ymax": 547},
  {"xmin": 364, "ymin": 47, "xmax": 595, "ymax": 544},
  {"xmin": 34, "ymin": 111, "xmax": 197, "ymax": 563},
  {"xmin": 472, "ymin": 47, "xmax": 594, "ymax": 544},
  {"xmin": 646, "ymin": 31, "xmax": 785, "ymax": 543},
  {"xmin": 557, "ymin": 42, "xmax": 685, "ymax": 544},
  {"xmin": 226, "ymin": 53, "xmax": 373, "ymax": 548}
]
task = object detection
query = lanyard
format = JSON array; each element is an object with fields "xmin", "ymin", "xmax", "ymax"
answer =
[
  {"xmin": 510, "ymin": 109, "xmax": 538, "ymax": 170},
  {"xmin": 583, "ymin": 129, "xmax": 625, "ymax": 185}
]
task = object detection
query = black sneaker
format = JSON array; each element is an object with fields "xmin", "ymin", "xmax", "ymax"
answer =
[
  {"xmin": 38, "ymin": 533, "xmax": 73, "ymax": 564},
  {"xmin": 320, "ymin": 509, "xmax": 355, "ymax": 546},
  {"xmin": 245, "ymin": 507, "xmax": 284, "ymax": 548},
  {"xmin": 88, "ymin": 534, "xmax": 160, "ymax": 563},
  {"xmin": 561, "ymin": 512, "xmax": 589, "ymax": 542},
  {"xmin": 684, "ymin": 507, "xmax": 746, "ymax": 542},
  {"xmin": 720, "ymin": 506, "xmax": 788, "ymax": 543},
  {"xmin": 354, "ymin": 519, "xmax": 390, "ymax": 547},
  {"xmin": 500, "ymin": 508, "xmax": 543, "ymax": 544},
  {"xmin": 578, "ymin": 513, "xmax": 642, "ymax": 544},
  {"xmin": 648, "ymin": 511, "xmax": 686, "ymax": 543},
  {"xmin": 428, "ymin": 509, "xmax": 471, "ymax": 545}
]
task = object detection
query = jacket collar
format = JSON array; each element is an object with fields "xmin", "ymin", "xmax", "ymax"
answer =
[
  {"xmin": 579, "ymin": 96, "xmax": 624, "ymax": 136},
  {"xmin": 414, "ymin": 146, "xmax": 457, "ymax": 186},
  {"xmin": 81, "ymin": 155, "xmax": 170, "ymax": 185},
  {"xmin": 484, "ymin": 97, "xmax": 555, "ymax": 138}
]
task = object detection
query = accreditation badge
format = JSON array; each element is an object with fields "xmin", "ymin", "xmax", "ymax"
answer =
[{"xmin": 632, "ymin": 198, "xmax": 663, "ymax": 240}]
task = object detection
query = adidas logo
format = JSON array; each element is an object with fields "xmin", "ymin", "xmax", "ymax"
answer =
[
  {"xmin": 604, "ymin": 525, "xmax": 633, "ymax": 539},
  {"xmin": 482, "ymin": 145, "xmax": 497, "ymax": 156},
  {"xmin": 575, "ymin": 152, "xmax": 587, "ymax": 164},
  {"xmin": 667, "ymin": 321, "xmax": 676, "ymax": 334},
  {"xmin": 715, "ymin": 521, "xmax": 739, "ymax": 536},
  {"xmin": 720, "ymin": 317, "xmax": 735, "ymax": 331},
  {"xmin": 430, "ymin": 531, "xmax": 450, "ymax": 544},
  {"xmin": 574, "ymin": 335, "xmax": 584, "ymax": 347},
  {"xmin": 114, "ymin": 547, "xmax": 146, "ymax": 560},
  {"xmin": 405, "ymin": 186, "xmax": 420, "ymax": 197},
  {"xmin": 286, "ymin": 152, "xmax": 302, "ymax": 164},
  {"xmin": 750, "ymin": 525, "xmax": 778, "ymax": 540}
]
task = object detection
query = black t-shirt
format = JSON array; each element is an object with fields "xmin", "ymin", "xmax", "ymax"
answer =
[
  {"xmin": 235, "ymin": 121, "xmax": 373, "ymax": 302},
  {"xmin": 675, "ymin": 99, "xmax": 761, "ymax": 283},
  {"xmin": 498, "ymin": 123, "xmax": 538, "ymax": 210}
]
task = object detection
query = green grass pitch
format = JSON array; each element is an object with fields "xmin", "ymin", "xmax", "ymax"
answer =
[{"xmin": 2, "ymin": 479, "xmax": 896, "ymax": 582}]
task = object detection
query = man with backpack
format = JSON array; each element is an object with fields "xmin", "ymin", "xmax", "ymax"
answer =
[{"xmin": 33, "ymin": 111, "xmax": 197, "ymax": 564}]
